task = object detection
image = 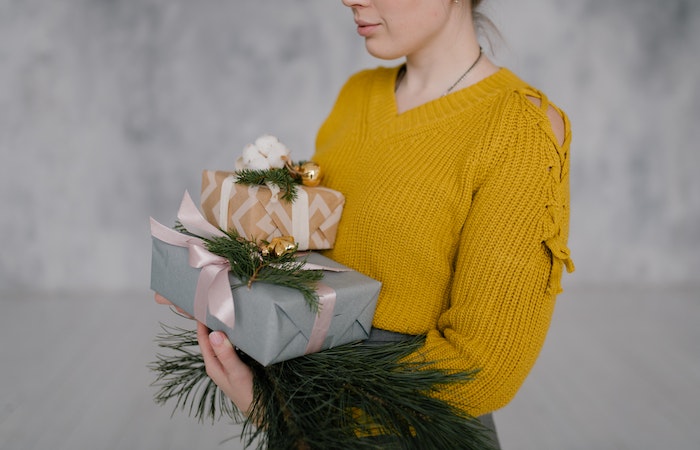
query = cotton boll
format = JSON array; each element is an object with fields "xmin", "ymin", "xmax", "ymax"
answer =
[
  {"xmin": 237, "ymin": 143, "xmax": 269, "ymax": 170},
  {"xmin": 254, "ymin": 135, "xmax": 281, "ymax": 155},
  {"xmin": 236, "ymin": 135, "xmax": 291, "ymax": 171},
  {"xmin": 245, "ymin": 155, "xmax": 271, "ymax": 171},
  {"xmin": 265, "ymin": 144, "xmax": 290, "ymax": 169},
  {"xmin": 253, "ymin": 135, "xmax": 290, "ymax": 169},
  {"xmin": 236, "ymin": 144, "xmax": 258, "ymax": 170},
  {"xmin": 237, "ymin": 157, "xmax": 269, "ymax": 171},
  {"xmin": 241, "ymin": 143, "xmax": 262, "ymax": 160}
]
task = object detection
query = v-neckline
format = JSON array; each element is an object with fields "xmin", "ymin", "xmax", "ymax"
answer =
[{"xmin": 368, "ymin": 65, "xmax": 513, "ymax": 134}]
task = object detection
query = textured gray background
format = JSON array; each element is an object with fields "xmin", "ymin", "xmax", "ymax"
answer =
[
  {"xmin": 1, "ymin": 0, "xmax": 699, "ymax": 293},
  {"xmin": 1, "ymin": 2, "xmax": 699, "ymax": 450}
]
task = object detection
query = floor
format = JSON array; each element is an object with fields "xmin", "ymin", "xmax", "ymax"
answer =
[{"xmin": 0, "ymin": 285, "xmax": 698, "ymax": 450}]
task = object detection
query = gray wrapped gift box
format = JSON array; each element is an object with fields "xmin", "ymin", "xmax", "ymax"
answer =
[{"xmin": 151, "ymin": 237, "xmax": 381, "ymax": 366}]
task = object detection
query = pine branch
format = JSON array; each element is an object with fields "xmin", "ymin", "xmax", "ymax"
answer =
[
  {"xmin": 150, "ymin": 324, "xmax": 497, "ymax": 450},
  {"xmin": 205, "ymin": 233, "xmax": 323, "ymax": 311},
  {"xmin": 235, "ymin": 167, "xmax": 300, "ymax": 203},
  {"xmin": 172, "ymin": 223, "xmax": 324, "ymax": 311},
  {"xmin": 149, "ymin": 324, "xmax": 244, "ymax": 423}
]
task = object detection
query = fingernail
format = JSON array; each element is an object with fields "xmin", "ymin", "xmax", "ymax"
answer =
[{"xmin": 209, "ymin": 331, "xmax": 224, "ymax": 346}]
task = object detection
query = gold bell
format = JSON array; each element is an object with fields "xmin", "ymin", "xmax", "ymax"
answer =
[
  {"xmin": 262, "ymin": 236, "xmax": 298, "ymax": 258},
  {"xmin": 299, "ymin": 161, "xmax": 322, "ymax": 187}
]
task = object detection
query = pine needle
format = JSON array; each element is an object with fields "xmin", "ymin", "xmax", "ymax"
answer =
[
  {"xmin": 172, "ymin": 223, "xmax": 324, "ymax": 311},
  {"xmin": 150, "ymin": 325, "xmax": 497, "ymax": 450},
  {"xmin": 148, "ymin": 324, "xmax": 244, "ymax": 423},
  {"xmin": 234, "ymin": 168, "xmax": 300, "ymax": 203},
  {"xmin": 206, "ymin": 232, "xmax": 323, "ymax": 311}
]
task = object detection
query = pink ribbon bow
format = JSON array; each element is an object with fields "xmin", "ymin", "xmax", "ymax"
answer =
[{"xmin": 150, "ymin": 191, "xmax": 236, "ymax": 329}]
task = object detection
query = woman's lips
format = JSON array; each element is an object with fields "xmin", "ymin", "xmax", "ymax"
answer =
[{"xmin": 356, "ymin": 21, "xmax": 380, "ymax": 37}]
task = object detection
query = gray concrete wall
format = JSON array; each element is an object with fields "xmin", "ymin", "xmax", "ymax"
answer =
[{"xmin": 1, "ymin": 0, "xmax": 698, "ymax": 293}]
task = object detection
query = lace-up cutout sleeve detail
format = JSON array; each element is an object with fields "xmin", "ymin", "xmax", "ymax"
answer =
[
  {"xmin": 416, "ymin": 88, "xmax": 575, "ymax": 415},
  {"xmin": 522, "ymin": 88, "xmax": 575, "ymax": 294}
]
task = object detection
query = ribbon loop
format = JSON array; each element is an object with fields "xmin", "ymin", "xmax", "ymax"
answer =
[
  {"xmin": 177, "ymin": 191, "xmax": 226, "ymax": 240},
  {"xmin": 187, "ymin": 242, "xmax": 229, "ymax": 269},
  {"xmin": 151, "ymin": 192, "xmax": 235, "ymax": 329}
]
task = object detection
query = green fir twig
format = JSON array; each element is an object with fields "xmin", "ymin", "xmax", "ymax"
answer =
[
  {"xmin": 173, "ymin": 222, "xmax": 323, "ymax": 311},
  {"xmin": 235, "ymin": 167, "xmax": 300, "ymax": 203},
  {"xmin": 206, "ymin": 231, "xmax": 323, "ymax": 312},
  {"xmin": 150, "ymin": 325, "xmax": 496, "ymax": 450},
  {"xmin": 149, "ymin": 324, "xmax": 243, "ymax": 423}
]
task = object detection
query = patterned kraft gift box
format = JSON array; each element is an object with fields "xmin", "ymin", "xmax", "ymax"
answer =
[
  {"xmin": 150, "ymin": 223, "xmax": 381, "ymax": 367},
  {"xmin": 201, "ymin": 170, "xmax": 345, "ymax": 250}
]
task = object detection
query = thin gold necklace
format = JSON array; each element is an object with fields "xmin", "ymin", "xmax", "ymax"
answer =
[
  {"xmin": 442, "ymin": 47, "xmax": 483, "ymax": 96},
  {"xmin": 395, "ymin": 47, "xmax": 483, "ymax": 96}
]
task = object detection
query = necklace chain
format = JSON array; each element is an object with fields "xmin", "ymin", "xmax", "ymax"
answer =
[
  {"xmin": 442, "ymin": 47, "xmax": 483, "ymax": 97},
  {"xmin": 394, "ymin": 47, "xmax": 484, "ymax": 97}
]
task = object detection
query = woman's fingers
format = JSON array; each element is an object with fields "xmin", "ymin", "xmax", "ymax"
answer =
[
  {"xmin": 197, "ymin": 323, "xmax": 239, "ymax": 380},
  {"xmin": 154, "ymin": 292, "xmax": 194, "ymax": 319},
  {"xmin": 196, "ymin": 322, "xmax": 254, "ymax": 414},
  {"xmin": 197, "ymin": 322, "xmax": 222, "ymax": 374},
  {"xmin": 208, "ymin": 331, "xmax": 248, "ymax": 374},
  {"xmin": 154, "ymin": 293, "xmax": 172, "ymax": 305}
]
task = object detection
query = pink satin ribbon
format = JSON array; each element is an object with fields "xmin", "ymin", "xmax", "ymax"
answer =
[
  {"xmin": 150, "ymin": 193, "xmax": 235, "ymax": 329},
  {"xmin": 152, "ymin": 191, "xmax": 341, "ymax": 357},
  {"xmin": 304, "ymin": 283, "xmax": 337, "ymax": 354}
]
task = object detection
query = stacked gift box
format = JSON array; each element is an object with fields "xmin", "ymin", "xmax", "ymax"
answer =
[
  {"xmin": 200, "ymin": 169, "xmax": 345, "ymax": 251},
  {"xmin": 150, "ymin": 136, "xmax": 381, "ymax": 366}
]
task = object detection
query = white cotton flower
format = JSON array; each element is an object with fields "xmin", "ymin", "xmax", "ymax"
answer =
[
  {"xmin": 254, "ymin": 135, "xmax": 290, "ymax": 169},
  {"xmin": 236, "ymin": 135, "xmax": 291, "ymax": 171},
  {"xmin": 236, "ymin": 143, "xmax": 269, "ymax": 171},
  {"xmin": 242, "ymin": 143, "xmax": 261, "ymax": 160},
  {"xmin": 254, "ymin": 135, "xmax": 281, "ymax": 153},
  {"xmin": 235, "ymin": 157, "xmax": 245, "ymax": 171},
  {"xmin": 264, "ymin": 145, "xmax": 290, "ymax": 169}
]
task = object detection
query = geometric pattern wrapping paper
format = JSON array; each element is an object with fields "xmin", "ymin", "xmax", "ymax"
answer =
[{"xmin": 201, "ymin": 170, "xmax": 345, "ymax": 250}]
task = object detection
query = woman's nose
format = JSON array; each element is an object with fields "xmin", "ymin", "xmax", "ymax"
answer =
[{"xmin": 341, "ymin": 0, "xmax": 370, "ymax": 8}]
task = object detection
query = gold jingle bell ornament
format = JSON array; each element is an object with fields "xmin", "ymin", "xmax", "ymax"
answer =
[
  {"xmin": 260, "ymin": 236, "xmax": 298, "ymax": 258},
  {"xmin": 298, "ymin": 161, "xmax": 322, "ymax": 187},
  {"xmin": 285, "ymin": 159, "xmax": 323, "ymax": 187}
]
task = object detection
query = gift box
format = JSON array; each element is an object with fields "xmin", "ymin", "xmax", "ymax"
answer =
[
  {"xmin": 200, "ymin": 170, "xmax": 345, "ymax": 251},
  {"xmin": 150, "ymin": 196, "xmax": 380, "ymax": 366}
]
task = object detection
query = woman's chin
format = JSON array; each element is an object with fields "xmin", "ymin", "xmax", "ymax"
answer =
[{"xmin": 364, "ymin": 42, "xmax": 404, "ymax": 61}]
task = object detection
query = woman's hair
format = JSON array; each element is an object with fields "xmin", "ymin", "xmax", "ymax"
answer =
[
  {"xmin": 470, "ymin": 0, "xmax": 501, "ymax": 50},
  {"xmin": 470, "ymin": 0, "xmax": 488, "ymax": 30}
]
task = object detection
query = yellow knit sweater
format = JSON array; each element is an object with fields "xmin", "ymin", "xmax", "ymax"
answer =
[{"xmin": 314, "ymin": 66, "xmax": 574, "ymax": 417}]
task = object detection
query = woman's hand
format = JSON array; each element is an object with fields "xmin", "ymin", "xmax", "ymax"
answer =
[
  {"xmin": 153, "ymin": 293, "xmax": 254, "ymax": 415},
  {"xmin": 154, "ymin": 292, "xmax": 193, "ymax": 318},
  {"xmin": 197, "ymin": 322, "xmax": 254, "ymax": 414}
]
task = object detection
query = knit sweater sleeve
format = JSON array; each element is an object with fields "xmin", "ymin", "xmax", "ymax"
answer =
[{"xmin": 418, "ymin": 89, "xmax": 574, "ymax": 416}]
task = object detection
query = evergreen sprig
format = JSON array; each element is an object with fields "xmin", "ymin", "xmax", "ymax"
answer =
[
  {"xmin": 173, "ymin": 223, "xmax": 324, "ymax": 311},
  {"xmin": 235, "ymin": 167, "xmax": 301, "ymax": 203},
  {"xmin": 149, "ymin": 324, "xmax": 243, "ymax": 423},
  {"xmin": 150, "ymin": 326, "xmax": 496, "ymax": 450}
]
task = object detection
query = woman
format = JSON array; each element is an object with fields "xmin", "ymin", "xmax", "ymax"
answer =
[{"xmin": 158, "ymin": 0, "xmax": 574, "ymax": 445}]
